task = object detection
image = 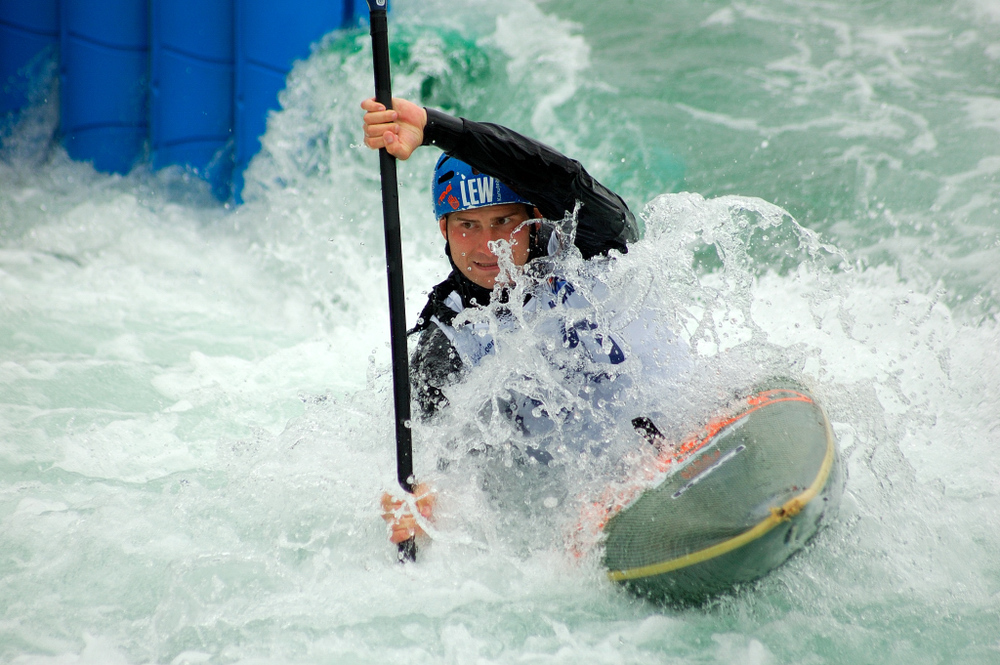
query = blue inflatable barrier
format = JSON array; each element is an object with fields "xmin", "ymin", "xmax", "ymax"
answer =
[
  {"xmin": 234, "ymin": 1, "xmax": 360, "ymax": 199},
  {"xmin": 1, "ymin": 0, "xmax": 369, "ymax": 201},
  {"xmin": 0, "ymin": 1, "xmax": 59, "ymax": 117},
  {"xmin": 61, "ymin": 0, "xmax": 149, "ymax": 174},
  {"xmin": 150, "ymin": 0, "xmax": 235, "ymax": 199}
]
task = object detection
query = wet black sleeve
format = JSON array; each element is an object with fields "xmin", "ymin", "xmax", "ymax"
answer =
[
  {"xmin": 423, "ymin": 108, "xmax": 638, "ymax": 259},
  {"xmin": 410, "ymin": 323, "xmax": 463, "ymax": 418}
]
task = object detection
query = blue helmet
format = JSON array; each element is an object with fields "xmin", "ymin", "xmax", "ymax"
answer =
[{"xmin": 432, "ymin": 154, "xmax": 531, "ymax": 219}]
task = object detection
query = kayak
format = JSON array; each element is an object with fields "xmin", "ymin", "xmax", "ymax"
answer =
[{"xmin": 600, "ymin": 379, "xmax": 843, "ymax": 603}]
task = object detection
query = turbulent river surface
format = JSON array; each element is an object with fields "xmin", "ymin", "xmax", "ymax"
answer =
[{"xmin": 1, "ymin": 0, "xmax": 998, "ymax": 663}]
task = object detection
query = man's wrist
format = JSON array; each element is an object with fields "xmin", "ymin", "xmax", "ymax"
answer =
[{"xmin": 422, "ymin": 108, "xmax": 463, "ymax": 152}]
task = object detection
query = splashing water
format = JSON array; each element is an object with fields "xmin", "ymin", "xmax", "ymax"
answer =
[{"xmin": 2, "ymin": 0, "xmax": 999, "ymax": 663}]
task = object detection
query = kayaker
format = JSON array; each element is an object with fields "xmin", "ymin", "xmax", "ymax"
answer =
[{"xmin": 362, "ymin": 97, "xmax": 659, "ymax": 546}]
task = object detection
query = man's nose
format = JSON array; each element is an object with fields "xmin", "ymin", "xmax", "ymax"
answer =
[
  {"xmin": 482, "ymin": 228, "xmax": 504, "ymax": 250},
  {"xmin": 488, "ymin": 225, "xmax": 514, "ymax": 243}
]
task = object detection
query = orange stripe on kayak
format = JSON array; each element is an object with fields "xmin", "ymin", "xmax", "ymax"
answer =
[
  {"xmin": 569, "ymin": 388, "xmax": 815, "ymax": 558},
  {"xmin": 606, "ymin": 410, "xmax": 836, "ymax": 582},
  {"xmin": 660, "ymin": 390, "xmax": 813, "ymax": 470}
]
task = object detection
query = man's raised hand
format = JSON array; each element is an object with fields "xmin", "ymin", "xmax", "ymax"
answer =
[{"xmin": 361, "ymin": 97, "xmax": 427, "ymax": 161}]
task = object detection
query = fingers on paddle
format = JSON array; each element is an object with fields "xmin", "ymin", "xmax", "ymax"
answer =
[
  {"xmin": 389, "ymin": 517, "xmax": 417, "ymax": 544},
  {"xmin": 380, "ymin": 485, "xmax": 434, "ymax": 543},
  {"xmin": 363, "ymin": 127, "xmax": 396, "ymax": 150},
  {"xmin": 366, "ymin": 129, "xmax": 414, "ymax": 160},
  {"xmin": 385, "ymin": 508, "xmax": 420, "ymax": 544},
  {"xmin": 360, "ymin": 97, "xmax": 387, "ymax": 113},
  {"xmin": 413, "ymin": 483, "xmax": 436, "ymax": 517},
  {"xmin": 361, "ymin": 99, "xmax": 400, "ymax": 150},
  {"xmin": 363, "ymin": 110, "xmax": 398, "ymax": 127}
]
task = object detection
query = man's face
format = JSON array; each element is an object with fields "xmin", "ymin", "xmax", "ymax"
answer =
[{"xmin": 440, "ymin": 203, "xmax": 538, "ymax": 289}]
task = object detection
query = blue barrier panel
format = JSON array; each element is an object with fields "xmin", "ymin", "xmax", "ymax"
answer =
[
  {"xmin": 233, "ymin": 0, "xmax": 352, "ymax": 199},
  {"xmin": 61, "ymin": 0, "xmax": 148, "ymax": 174},
  {"xmin": 0, "ymin": 1, "xmax": 59, "ymax": 118},
  {"xmin": 151, "ymin": 0, "xmax": 235, "ymax": 199},
  {"xmin": 5, "ymin": 0, "xmax": 373, "ymax": 198}
]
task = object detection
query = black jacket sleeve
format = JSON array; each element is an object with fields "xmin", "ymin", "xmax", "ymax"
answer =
[
  {"xmin": 410, "ymin": 321, "xmax": 461, "ymax": 418},
  {"xmin": 423, "ymin": 108, "xmax": 638, "ymax": 259},
  {"xmin": 408, "ymin": 272, "xmax": 471, "ymax": 418}
]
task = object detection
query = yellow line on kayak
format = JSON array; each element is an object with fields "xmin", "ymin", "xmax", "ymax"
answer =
[{"xmin": 607, "ymin": 416, "xmax": 836, "ymax": 583}]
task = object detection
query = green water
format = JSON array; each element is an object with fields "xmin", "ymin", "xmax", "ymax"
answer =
[
  {"xmin": 1, "ymin": 0, "xmax": 998, "ymax": 663},
  {"xmin": 546, "ymin": 0, "xmax": 1000, "ymax": 300}
]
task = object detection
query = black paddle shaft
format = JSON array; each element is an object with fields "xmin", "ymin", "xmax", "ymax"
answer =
[{"xmin": 367, "ymin": 0, "xmax": 416, "ymax": 563}]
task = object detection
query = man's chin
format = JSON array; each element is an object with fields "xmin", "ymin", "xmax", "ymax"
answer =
[{"xmin": 469, "ymin": 268, "xmax": 498, "ymax": 288}]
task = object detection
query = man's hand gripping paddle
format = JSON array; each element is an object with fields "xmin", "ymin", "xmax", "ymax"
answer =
[{"xmin": 366, "ymin": 0, "xmax": 417, "ymax": 563}]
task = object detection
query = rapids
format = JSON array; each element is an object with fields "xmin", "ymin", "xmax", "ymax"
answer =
[{"xmin": 1, "ymin": 0, "xmax": 998, "ymax": 663}]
